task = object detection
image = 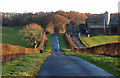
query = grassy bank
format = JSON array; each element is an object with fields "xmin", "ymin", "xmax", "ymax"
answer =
[
  {"xmin": 2, "ymin": 53, "xmax": 51, "ymax": 76},
  {"xmin": 63, "ymin": 52, "xmax": 120, "ymax": 78},
  {"xmin": 1, "ymin": 33, "xmax": 52, "ymax": 76},
  {"xmin": 43, "ymin": 33, "xmax": 52, "ymax": 52},
  {"xmin": 2, "ymin": 26, "xmax": 34, "ymax": 48},
  {"xmin": 58, "ymin": 35, "xmax": 71, "ymax": 52},
  {"xmin": 79, "ymin": 35, "xmax": 120, "ymax": 47},
  {"xmin": 59, "ymin": 35, "xmax": 120, "ymax": 77}
]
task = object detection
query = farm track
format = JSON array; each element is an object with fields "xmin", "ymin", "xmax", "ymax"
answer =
[{"xmin": 71, "ymin": 36, "xmax": 86, "ymax": 48}]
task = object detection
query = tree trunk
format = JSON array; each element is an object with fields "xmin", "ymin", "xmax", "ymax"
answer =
[{"xmin": 34, "ymin": 41, "xmax": 37, "ymax": 49}]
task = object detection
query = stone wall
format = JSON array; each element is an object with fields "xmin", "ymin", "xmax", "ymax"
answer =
[{"xmin": 64, "ymin": 33, "xmax": 120, "ymax": 57}]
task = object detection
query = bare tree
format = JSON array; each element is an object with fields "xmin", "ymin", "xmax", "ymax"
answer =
[
  {"xmin": 46, "ymin": 22, "xmax": 54, "ymax": 33},
  {"xmin": 20, "ymin": 23, "xmax": 44, "ymax": 49}
]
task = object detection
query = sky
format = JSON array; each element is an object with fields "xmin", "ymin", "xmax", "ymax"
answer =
[{"xmin": 0, "ymin": 0, "xmax": 120, "ymax": 14}]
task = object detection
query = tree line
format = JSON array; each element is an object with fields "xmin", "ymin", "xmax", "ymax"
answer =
[{"xmin": 3, "ymin": 10, "xmax": 87, "ymax": 33}]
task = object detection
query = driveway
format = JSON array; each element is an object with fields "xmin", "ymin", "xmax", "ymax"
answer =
[
  {"xmin": 71, "ymin": 35, "xmax": 85, "ymax": 48},
  {"xmin": 36, "ymin": 34, "xmax": 116, "ymax": 77}
]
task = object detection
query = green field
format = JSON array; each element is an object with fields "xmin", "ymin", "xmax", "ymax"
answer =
[
  {"xmin": 2, "ymin": 26, "xmax": 34, "ymax": 48},
  {"xmin": 59, "ymin": 35, "xmax": 120, "ymax": 78},
  {"xmin": 79, "ymin": 35, "xmax": 120, "ymax": 47},
  {"xmin": 1, "ymin": 33, "xmax": 52, "ymax": 76}
]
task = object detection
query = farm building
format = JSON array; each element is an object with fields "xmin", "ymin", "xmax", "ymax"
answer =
[
  {"xmin": 79, "ymin": 24, "xmax": 86, "ymax": 33},
  {"xmin": 86, "ymin": 12, "xmax": 118, "ymax": 35},
  {"xmin": 66, "ymin": 21, "xmax": 86, "ymax": 35},
  {"xmin": 66, "ymin": 21, "xmax": 79, "ymax": 35},
  {"xmin": 86, "ymin": 12, "xmax": 110, "ymax": 35},
  {"xmin": 66, "ymin": 12, "xmax": 119, "ymax": 35},
  {"xmin": 118, "ymin": 13, "xmax": 120, "ymax": 35}
]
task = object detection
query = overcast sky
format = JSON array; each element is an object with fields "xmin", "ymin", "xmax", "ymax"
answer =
[{"xmin": 0, "ymin": 0, "xmax": 119, "ymax": 14}]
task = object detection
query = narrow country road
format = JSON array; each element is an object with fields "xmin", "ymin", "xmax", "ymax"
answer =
[{"xmin": 36, "ymin": 34, "xmax": 116, "ymax": 77}]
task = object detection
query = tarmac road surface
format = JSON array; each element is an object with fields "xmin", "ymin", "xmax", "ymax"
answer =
[{"xmin": 36, "ymin": 34, "xmax": 116, "ymax": 78}]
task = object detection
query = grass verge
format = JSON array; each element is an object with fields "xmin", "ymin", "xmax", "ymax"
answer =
[
  {"xmin": 59, "ymin": 35, "xmax": 120, "ymax": 78},
  {"xmin": 79, "ymin": 37, "xmax": 89, "ymax": 47},
  {"xmin": 79, "ymin": 35, "xmax": 120, "ymax": 47},
  {"xmin": 2, "ymin": 53, "xmax": 51, "ymax": 76},
  {"xmin": 1, "ymin": 33, "xmax": 52, "ymax": 76},
  {"xmin": 63, "ymin": 52, "xmax": 120, "ymax": 78},
  {"xmin": 43, "ymin": 33, "xmax": 52, "ymax": 53},
  {"xmin": 58, "ymin": 35, "xmax": 71, "ymax": 52}
]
